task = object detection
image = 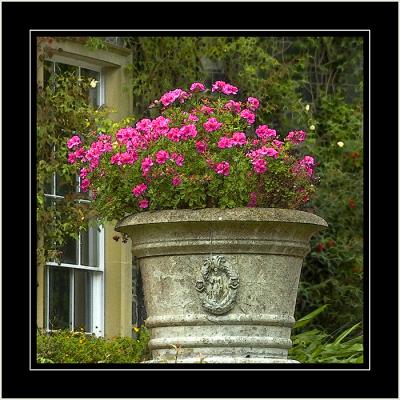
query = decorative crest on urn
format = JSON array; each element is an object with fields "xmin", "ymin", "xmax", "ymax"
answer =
[{"xmin": 195, "ymin": 255, "xmax": 239, "ymax": 315}]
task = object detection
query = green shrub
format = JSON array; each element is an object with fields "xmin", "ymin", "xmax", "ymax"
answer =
[
  {"xmin": 289, "ymin": 305, "xmax": 363, "ymax": 363},
  {"xmin": 36, "ymin": 327, "xmax": 150, "ymax": 364},
  {"xmin": 296, "ymin": 94, "xmax": 363, "ymax": 332}
]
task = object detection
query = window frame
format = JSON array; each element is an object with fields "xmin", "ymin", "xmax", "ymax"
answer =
[{"xmin": 44, "ymin": 56, "xmax": 105, "ymax": 106}]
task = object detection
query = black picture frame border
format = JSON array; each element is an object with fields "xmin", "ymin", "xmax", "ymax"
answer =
[{"xmin": 2, "ymin": 2, "xmax": 397, "ymax": 398}]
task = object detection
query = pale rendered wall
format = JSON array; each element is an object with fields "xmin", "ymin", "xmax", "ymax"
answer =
[{"xmin": 104, "ymin": 223, "xmax": 133, "ymax": 338}]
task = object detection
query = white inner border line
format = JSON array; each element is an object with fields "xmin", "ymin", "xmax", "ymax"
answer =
[{"xmin": 30, "ymin": 29, "xmax": 370, "ymax": 372}]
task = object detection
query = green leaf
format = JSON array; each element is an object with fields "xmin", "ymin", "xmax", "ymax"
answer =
[
  {"xmin": 333, "ymin": 322, "xmax": 361, "ymax": 345},
  {"xmin": 294, "ymin": 304, "xmax": 329, "ymax": 329}
]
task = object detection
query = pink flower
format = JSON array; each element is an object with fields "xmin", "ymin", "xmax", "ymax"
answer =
[
  {"xmin": 159, "ymin": 88, "xmax": 189, "ymax": 107},
  {"xmin": 247, "ymin": 97, "xmax": 260, "ymax": 111},
  {"xmin": 255, "ymin": 125, "xmax": 277, "ymax": 141},
  {"xmin": 211, "ymin": 80, "xmax": 227, "ymax": 93},
  {"xmin": 110, "ymin": 153, "xmax": 122, "ymax": 165},
  {"xmin": 190, "ymin": 82, "xmax": 206, "ymax": 92},
  {"xmin": 195, "ymin": 141, "xmax": 208, "ymax": 154},
  {"xmin": 122, "ymin": 151, "xmax": 138, "ymax": 164},
  {"xmin": 203, "ymin": 117, "xmax": 222, "ymax": 132},
  {"xmin": 272, "ymin": 139, "xmax": 284, "ymax": 148},
  {"xmin": 179, "ymin": 124, "xmax": 197, "ymax": 140},
  {"xmin": 211, "ymin": 81, "xmax": 238, "ymax": 95},
  {"xmin": 247, "ymin": 192, "xmax": 257, "ymax": 207},
  {"xmin": 240, "ymin": 109, "xmax": 256, "ymax": 124},
  {"xmin": 260, "ymin": 147, "xmax": 279, "ymax": 159},
  {"xmin": 293, "ymin": 156, "xmax": 315, "ymax": 177},
  {"xmin": 215, "ymin": 161, "xmax": 230, "ymax": 176},
  {"xmin": 111, "ymin": 151, "xmax": 138, "ymax": 166},
  {"xmin": 224, "ymin": 100, "xmax": 241, "ymax": 113},
  {"xmin": 68, "ymin": 153, "xmax": 77, "ymax": 164},
  {"xmin": 132, "ymin": 183, "xmax": 148, "ymax": 197},
  {"xmin": 286, "ymin": 130, "xmax": 307, "ymax": 144},
  {"xmin": 246, "ymin": 146, "xmax": 278, "ymax": 160},
  {"xmin": 116, "ymin": 127, "xmax": 139, "ymax": 144},
  {"xmin": 80, "ymin": 178, "xmax": 90, "ymax": 192},
  {"xmin": 231, "ymin": 132, "xmax": 247, "ymax": 146},
  {"xmin": 172, "ymin": 176, "xmax": 182, "ymax": 186},
  {"xmin": 141, "ymin": 157, "xmax": 153, "ymax": 176},
  {"xmin": 222, "ymin": 83, "xmax": 239, "ymax": 95},
  {"xmin": 298, "ymin": 156, "xmax": 315, "ymax": 177},
  {"xmin": 74, "ymin": 147, "xmax": 86, "ymax": 160},
  {"xmin": 98, "ymin": 134, "xmax": 112, "ymax": 143},
  {"xmin": 251, "ymin": 158, "xmax": 267, "ymax": 174},
  {"xmin": 302, "ymin": 155, "xmax": 315, "ymax": 166},
  {"xmin": 188, "ymin": 114, "xmax": 199, "ymax": 122},
  {"xmin": 155, "ymin": 150, "xmax": 169, "ymax": 164},
  {"xmin": 152, "ymin": 116, "xmax": 170, "ymax": 135},
  {"xmin": 138, "ymin": 199, "xmax": 149, "ymax": 209},
  {"xmin": 80, "ymin": 168, "xmax": 89, "ymax": 179},
  {"xmin": 217, "ymin": 137, "xmax": 233, "ymax": 149},
  {"xmin": 200, "ymin": 105, "xmax": 214, "ymax": 115},
  {"xmin": 67, "ymin": 135, "xmax": 81, "ymax": 149},
  {"xmin": 159, "ymin": 89, "xmax": 181, "ymax": 107},
  {"xmin": 136, "ymin": 119, "xmax": 152, "ymax": 134},
  {"xmin": 171, "ymin": 153, "xmax": 185, "ymax": 166},
  {"xmin": 167, "ymin": 128, "xmax": 181, "ymax": 142}
]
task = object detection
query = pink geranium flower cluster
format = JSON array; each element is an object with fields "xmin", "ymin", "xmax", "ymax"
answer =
[
  {"xmin": 160, "ymin": 88, "xmax": 190, "ymax": 107},
  {"xmin": 67, "ymin": 80, "xmax": 318, "ymax": 218},
  {"xmin": 211, "ymin": 81, "xmax": 238, "ymax": 95}
]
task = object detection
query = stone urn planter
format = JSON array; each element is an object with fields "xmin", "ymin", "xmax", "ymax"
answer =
[{"xmin": 115, "ymin": 208, "xmax": 327, "ymax": 363}]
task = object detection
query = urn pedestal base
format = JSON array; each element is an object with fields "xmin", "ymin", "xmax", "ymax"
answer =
[
  {"xmin": 145, "ymin": 357, "xmax": 299, "ymax": 364},
  {"xmin": 115, "ymin": 208, "xmax": 327, "ymax": 365}
]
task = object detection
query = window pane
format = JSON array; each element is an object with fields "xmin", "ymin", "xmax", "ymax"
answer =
[
  {"xmin": 80, "ymin": 68, "xmax": 100, "ymax": 107},
  {"xmin": 44, "ymin": 196, "xmax": 55, "ymax": 210},
  {"xmin": 80, "ymin": 225, "xmax": 99, "ymax": 267},
  {"xmin": 56, "ymin": 173, "xmax": 76, "ymax": 196},
  {"xmin": 74, "ymin": 270, "xmax": 92, "ymax": 332},
  {"xmin": 43, "ymin": 173, "xmax": 54, "ymax": 195},
  {"xmin": 56, "ymin": 62, "xmax": 78, "ymax": 76},
  {"xmin": 48, "ymin": 266, "xmax": 71, "ymax": 330},
  {"xmin": 61, "ymin": 235, "xmax": 78, "ymax": 265}
]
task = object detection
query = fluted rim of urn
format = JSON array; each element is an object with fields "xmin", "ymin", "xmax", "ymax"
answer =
[{"xmin": 116, "ymin": 207, "xmax": 328, "ymax": 231}]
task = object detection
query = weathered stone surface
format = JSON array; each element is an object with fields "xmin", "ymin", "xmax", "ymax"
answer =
[{"xmin": 116, "ymin": 208, "xmax": 327, "ymax": 364}]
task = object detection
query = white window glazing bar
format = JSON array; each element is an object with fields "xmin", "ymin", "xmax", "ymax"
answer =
[
  {"xmin": 46, "ymin": 262, "xmax": 102, "ymax": 272},
  {"xmin": 99, "ymin": 71, "xmax": 105, "ymax": 106},
  {"xmin": 45, "ymin": 268, "xmax": 50, "ymax": 331},
  {"xmin": 70, "ymin": 269, "xmax": 74, "ymax": 330},
  {"xmin": 77, "ymin": 230, "xmax": 81, "ymax": 267},
  {"xmin": 91, "ymin": 272, "xmax": 104, "ymax": 336}
]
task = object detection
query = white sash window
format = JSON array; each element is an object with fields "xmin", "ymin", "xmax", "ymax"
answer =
[{"xmin": 44, "ymin": 60, "xmax": 104, "ymax": 336}]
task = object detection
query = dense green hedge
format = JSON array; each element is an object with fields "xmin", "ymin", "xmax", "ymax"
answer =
[{"xmin": 36, "ymin": 328, "xmax": 150, "ymax": 364}]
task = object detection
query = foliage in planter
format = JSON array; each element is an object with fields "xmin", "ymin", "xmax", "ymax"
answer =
[
  {"xmin": 36, "ymin": 70, "xmax": 133, "ymax": 264},
  {"xmin": 289, "ymin": 305, "xmax": 363, "ymax": 364},
  {"xmin": 36, "ymin": 327, "xmax": 150, "ymax": 364},
  {"xmin": 67, "ymin": 81, "xmax": 319, "ymax": 223}
]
